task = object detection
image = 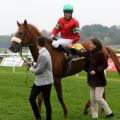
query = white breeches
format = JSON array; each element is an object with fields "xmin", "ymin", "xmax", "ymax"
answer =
[{"xmin": 52, "ymin": 38, "xmax": 73, "ymax": 48}]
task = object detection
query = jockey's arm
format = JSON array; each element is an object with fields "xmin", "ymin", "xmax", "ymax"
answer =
[
  {"xmin": 72, "ymin": 33, "xmax": 80, "ymax": 44},
  {"xmin": 72, "ymin": 20, "xmax": 80, "ymax": 44},
  {"xmin": 51, "ymin": 19, "xmax": 60, "ymax": 39}
]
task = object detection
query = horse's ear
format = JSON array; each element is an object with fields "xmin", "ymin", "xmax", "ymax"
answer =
[
  {"xmin": 17, "ymin": 21, "xmax": 21, "ymax": 27},
  {"xmin": 24, "ymin": 19, "xmax": 27, "ymax": 26}
]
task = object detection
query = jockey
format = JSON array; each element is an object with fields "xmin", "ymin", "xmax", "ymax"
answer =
[{"xmin": 50, "ymin": 4, "xmax": 80, "ymax": 58}]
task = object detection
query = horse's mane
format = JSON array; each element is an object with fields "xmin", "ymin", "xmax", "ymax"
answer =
[
  {"xmin": 27, "ymin": 23, "xmax": 50, "ymax": 42},
  {"xmin": 28, "ymin": 24, "xmax": 41, "ymax": 35},
  {"xmin": 26, "ymin": 24, "xmax": 42, "ymax": 39}
]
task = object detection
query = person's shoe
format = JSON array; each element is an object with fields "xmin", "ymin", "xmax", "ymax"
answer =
[{"xmin": 105, "ymin": 113, "xmax": 114, "ymax": 119}]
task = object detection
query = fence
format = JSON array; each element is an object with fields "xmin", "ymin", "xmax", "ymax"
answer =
[
  {"xmin": 0, "ymin": 52, "xmax": 120, "ymax": 73},
  {"xmin": 0, "ymin": 52, "xmax": 32, "ymax": 72}
]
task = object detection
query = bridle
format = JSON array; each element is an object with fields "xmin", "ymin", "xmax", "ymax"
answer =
[
  {"xmin": 13, "ymin": 27, "xmax": 37, "ymax": 63},
  {"xmin": 11, "ymin": 27, "xmax": 37, "ymax": 86},
  {"xmin": 19, "ymin": 26, "xmax": 37, "ymax": 47}
]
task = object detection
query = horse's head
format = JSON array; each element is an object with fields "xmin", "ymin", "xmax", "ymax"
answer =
[{"xmin": 9, "ymin": 19, "xmax": 37, "ymax": 53}]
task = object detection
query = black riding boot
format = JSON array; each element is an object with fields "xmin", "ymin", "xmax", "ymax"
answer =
[
  {"xmin": 57, "ymin": 45, "xmax": 73, "ymax": 61},
  {"xmin": 70, "ymin": 48, "xmax": 85, "ymax": 56},
  {"xmin": 70, "ymin": 48, "xmax": 77, "ymax": 54},
  {"xmin": 57, "ymin": 45, "xmax": 69, "ymax": 53}
]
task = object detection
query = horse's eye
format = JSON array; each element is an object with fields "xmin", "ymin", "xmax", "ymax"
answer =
[{"xmin": 19, "ymin": 32, "xmax": 23, "ymax": 36}]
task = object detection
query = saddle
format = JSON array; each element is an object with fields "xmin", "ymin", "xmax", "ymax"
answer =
[
  {"xmin": 65, "ymin": 43, "xmax": 86, "ymax": 61},
  {"xmin": 65, "ymin": 44, "xmax": 86, "ymax": 75}
]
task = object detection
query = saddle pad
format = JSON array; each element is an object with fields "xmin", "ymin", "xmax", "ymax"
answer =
[
  {"xmin": 72, "ymin": 43, "xmax": 86, "ymax": 61},
  {"xmin": 65, "ymin": 44, "xmax": 86, "ymax": 61},
  {"xmin": 72, "ymin": 43, "xmax": 86, "ymax": 51}
]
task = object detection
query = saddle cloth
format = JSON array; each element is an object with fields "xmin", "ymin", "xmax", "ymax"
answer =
[
  {"xmin": 65, "ymin": 43, "xmax": 86, "ymax": 61},
  {"xmin": 72, "ymin": 43, "xmax": 85, "ymax": 51}
]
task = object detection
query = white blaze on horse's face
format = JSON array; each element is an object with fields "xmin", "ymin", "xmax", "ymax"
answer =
[{"xmin": 11, "ymin": 37, "xmax": 22, "ymax": 44}]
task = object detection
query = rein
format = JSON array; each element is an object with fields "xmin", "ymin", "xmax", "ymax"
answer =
[
  {"xmin": 12, "ymin": 25, "xmax": 41, "ymax": 86},
  {"xmin": 18, "ymin": 47, "xmax": 29, "ymax": 86},
  {"xmin": 18, "ymin": 41, "xmax": 36, "ymax": 87},
  {"xmin": 19, "ymin": 47, "xmax": 28, "ymax": 63},
  {"xmin": 18, "ymin": 43, "xmax": 37, "ymax": 87}
]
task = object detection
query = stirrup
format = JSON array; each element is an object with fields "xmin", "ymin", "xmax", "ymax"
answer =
[
  {"xmin": 66, "ymin": 53, "xmax": 74, "ymax": 61},
  {"xmin": 66, "ymin": 58, "xmax": 72, "ymax": 75}
]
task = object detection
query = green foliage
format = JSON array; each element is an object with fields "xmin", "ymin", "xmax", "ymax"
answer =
[
  {"xmin": 81, "ymin": 24, "xmax": 120, "ymax": 45},
  {"xmin": 0, "ymin": 35, "xmax": 11, "ymax": 48},
  {"xmin": 0, "ymin": 67, "xmax": 120, "ymax": 120},
  {"xmin": 1, "ymin": 24, "xmax": 120, "ymax": 49}
]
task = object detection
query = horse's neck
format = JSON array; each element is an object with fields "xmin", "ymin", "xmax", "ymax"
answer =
[
  {"xmin": 29, "ymin": 45, "xmax": 39, "ymax": 62},
  {"xmin": 45, "ymin": 41, "xmax": 56, "ymax": 57},
  {"xmin": 28, "ymin": 40, "xmax": 53, "ymax": 62},
  {"xmin": 28, "ymin": 30, "xmax": 40, "ymax": 62},
  {"xmin": 45, "ymin": 42, "xmax": 52, "ymax": 52}
]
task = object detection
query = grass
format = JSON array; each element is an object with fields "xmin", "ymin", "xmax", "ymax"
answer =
[{"xmin": 0, "ymin": 66, "xmax": 120, "ymax": 120}]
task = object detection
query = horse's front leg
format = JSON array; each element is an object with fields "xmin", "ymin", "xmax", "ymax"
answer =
[
  {"xmin": 54, "ymin": 78, "xmax": 68, "ymax": 118},
  {"xmin": 38, "ymin": 92, "xmax": 43, "ymax": 113}
]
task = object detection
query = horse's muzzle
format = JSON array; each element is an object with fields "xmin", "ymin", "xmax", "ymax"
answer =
[{"xmin": 9, "ymin": 46, "xmax": 20, "ymax": 53}]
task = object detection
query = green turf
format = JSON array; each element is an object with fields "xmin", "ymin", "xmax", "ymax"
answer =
[{"xmin": 0, "ymin": 66, "xmax": 120, "ymax": 120}]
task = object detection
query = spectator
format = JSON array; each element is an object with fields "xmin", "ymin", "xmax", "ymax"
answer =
[
  {"xmin": 80, "ymin": 38, "xmax": 114, "ymax": 119},
  {"xmin": 29, "ymin": 37, "xmax": 54, "ymax": 120}
]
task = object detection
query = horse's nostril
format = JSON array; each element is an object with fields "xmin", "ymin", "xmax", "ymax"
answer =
[
  {"xmin": 9, "ymin": 47, "xmax": 14, "ymax": 52},
  {"xmin": 9, "ymin": 47, "xmax": 12, "ymax": 50}
]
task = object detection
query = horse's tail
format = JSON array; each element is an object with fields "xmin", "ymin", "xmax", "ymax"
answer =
[{"xmin": 106, "ymin": 46, "xmax": 120, "ymax": 75}]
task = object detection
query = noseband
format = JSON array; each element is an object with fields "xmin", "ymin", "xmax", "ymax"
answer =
[{"xmin": 11, "ymin": 28, "xmax": 37, "ymax": 63}]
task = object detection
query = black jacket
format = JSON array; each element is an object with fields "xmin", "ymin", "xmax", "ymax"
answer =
[{"xmin": 82, "ymin": 50, "xmax": 108, "ymax": 87}]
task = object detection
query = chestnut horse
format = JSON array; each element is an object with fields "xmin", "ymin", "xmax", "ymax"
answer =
[{"xmin": 9, "ymin": 20, "xmax": 120, "ymax": 117}]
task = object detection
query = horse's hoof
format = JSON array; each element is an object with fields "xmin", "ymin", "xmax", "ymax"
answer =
[
  {"xmin": 83, "ymin": 111, "xmax": 89, "ymax": 115},
  {"xmin": 64, "ymin": 112, "xmax": 68, "ymax": 119}
]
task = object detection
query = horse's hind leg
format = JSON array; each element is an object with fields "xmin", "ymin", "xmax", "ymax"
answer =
[
  {"xmin": 83, "ymin": 99, "xmax": 90, "ymax": 115},
  {"xmin": 54, "ymin": 78, "xmax": 68, "ymax": 118}
]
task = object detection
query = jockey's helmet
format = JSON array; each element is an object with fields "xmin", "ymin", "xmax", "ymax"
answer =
[{"xmin": 63, "ymin": 4, "xmax": 73, "ymax": 12}]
